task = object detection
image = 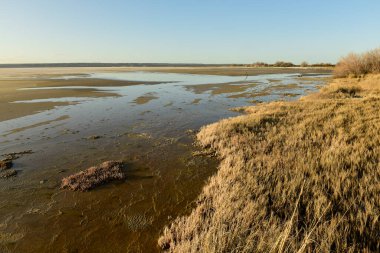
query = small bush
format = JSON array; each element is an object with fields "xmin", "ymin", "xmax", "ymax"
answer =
[
  {"xmin": 334, "ymin": 48, "xmax": 380, "ymax": 78},
  {"xmin": 334, "ymin": 86, "xmax": 362, "ymax": 97},
  {"xmin": 251, "ymin": 62, "xmax": 269, "ymax": 67},
  {"xmin": 310, "ymin": 63, "xmax": 335, "ymax": 67},
  {"xmin": 273, "ymin": 61, "xmax": 295, "ymax": 67}
]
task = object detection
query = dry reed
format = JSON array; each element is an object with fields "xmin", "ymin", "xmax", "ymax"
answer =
[{"xmin": 159, "ymin": 74, "xmax": 380, "ymax": 252}]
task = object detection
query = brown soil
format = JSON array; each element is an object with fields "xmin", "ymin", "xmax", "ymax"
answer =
[
  {"xmin": 186, "ymin": 82, "xmax": 257, "ymax": 95},
  {"xmin": 132, "ymin": 92, "xmax": 159, "ymax": 105},
  {"xmin": 0, "ymin": 79, "xmax": 124, "ymax": 121}
]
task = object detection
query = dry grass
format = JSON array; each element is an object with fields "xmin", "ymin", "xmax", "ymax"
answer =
[
  {"xmin": 0, "ymin": 160, "xmax": 12, "ymax": 170},
  {"xmin": 61, "ymin": 161, "xmax": 125, "ymax": 191},
  {"xmin": 158, "ymin": 74, "xmax": 380, "ymax": 252},
  {"xmin": 0, "ymin": 158, "xmax": 16, "ymax": 178},
  {"xmin": 334, "ymin": 48, "xmax": 380, "ymax": 78},
  {"xmin": 0, "ymin": 169, "xmax": 17, "ymax": 178}
]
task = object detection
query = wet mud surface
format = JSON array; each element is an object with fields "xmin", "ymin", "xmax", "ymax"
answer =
[{"xmin": 0, "ymin": 70, "xmax": 329, "ymax": 252}]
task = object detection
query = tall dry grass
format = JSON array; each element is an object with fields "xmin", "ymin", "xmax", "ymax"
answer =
[
  {"xmin": 158, "ymin": 74, "xmax": 380, "ymax": 252},
  {"xmin": 334, "ymin": 48, "xmax": 380, "ymax": 78}
]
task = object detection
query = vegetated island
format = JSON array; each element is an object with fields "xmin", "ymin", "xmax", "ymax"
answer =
[{"xmin": 159, "ymin": 48, "xmax": 380, "ymax": 252}]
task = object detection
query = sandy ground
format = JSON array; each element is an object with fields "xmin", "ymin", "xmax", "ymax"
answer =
[
  {"xmin": 132, "ymin": 92, "xmax": 159, "ymax": 105},
  {"xmin": 185, "ymin": 81, "xmax": 258, "ymax": 95},
  {"xmin": 0, "ymin": 78, "xmax": 159, "ymax": 121},
  {"xmin": 0, "ymin": 80, "xmax": 119, "ymax": 121}
]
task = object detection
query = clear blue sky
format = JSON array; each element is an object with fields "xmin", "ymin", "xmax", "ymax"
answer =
[{"xmin": 1, "ymin": 0, "xmax": 379, "ymax": 64}]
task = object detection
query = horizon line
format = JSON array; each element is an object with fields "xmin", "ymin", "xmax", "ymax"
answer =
[{"xmin": 0, "ymin": 62, "xmax": 336, "ymax": 68}]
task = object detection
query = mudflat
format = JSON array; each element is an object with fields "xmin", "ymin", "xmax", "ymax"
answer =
[
  {"xmin": 0, "ymin": 77, "xmax": 158, "ymax": 121},
  {"xmin": 0, "ymin": 66, "xmax": 331, "ymax": 122},
  {"xmin": 0, "ymin": 80, "xmax": 120, "ymax": 121},
  {"xmin": 0, "ymin": 68, "xmax": 330, "ymax": 253}
]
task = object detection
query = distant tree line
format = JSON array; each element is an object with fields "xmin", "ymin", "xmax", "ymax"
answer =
[{"xmin": 231, "ymin": 62, "xmax": 335, "ymax": 68}]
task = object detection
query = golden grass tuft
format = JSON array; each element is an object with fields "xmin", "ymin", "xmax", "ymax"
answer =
[{"xmin": 158, "ymin": 74, "xmax": 380, "ymax": 252}]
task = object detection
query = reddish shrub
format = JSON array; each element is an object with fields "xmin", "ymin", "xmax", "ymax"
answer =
[{"xmin": 61, "ymin": 161, "xmax": 125, "ymax": 191}]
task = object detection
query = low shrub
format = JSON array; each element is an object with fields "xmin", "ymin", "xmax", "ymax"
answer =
[
  {"xmin": 61, "ymin": 161, "xmax": 125, "ymax": 191},
  {"xmin": 334, "ymin": 48, "xmax": 380, "ymax": 78}
]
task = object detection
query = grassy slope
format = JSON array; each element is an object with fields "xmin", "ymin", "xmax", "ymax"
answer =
[{"xmin": 158, "ymin": 75, "xmax": 380, "ymax": 252}]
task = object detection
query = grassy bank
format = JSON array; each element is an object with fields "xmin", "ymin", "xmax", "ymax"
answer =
[{"xmin": 158, "ymin": 72, "xmax": 380, "ymax": 252}]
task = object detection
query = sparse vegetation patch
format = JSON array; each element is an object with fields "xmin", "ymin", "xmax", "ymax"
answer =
[{"xmin": 61, "ymin": 161, "xmax": 126, "ymax": 191}]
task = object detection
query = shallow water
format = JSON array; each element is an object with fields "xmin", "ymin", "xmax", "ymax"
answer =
[{"xmin": 0, "ymin": 71, "xmax": 328, "ymax": 252}]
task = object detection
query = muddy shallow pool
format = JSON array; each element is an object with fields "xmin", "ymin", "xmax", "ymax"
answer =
[{"xmin": 0, "ymin": 71, "xmax": 329, "ymax": 253}]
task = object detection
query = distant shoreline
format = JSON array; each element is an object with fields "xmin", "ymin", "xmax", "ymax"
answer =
[
  {"xmin": 0, "ymin": 66, "xmax": 333, "ymax": 79},
  {"xmin": 0, "ymin": 63, "xmax": 229, "ymax": 68},
  {"xmin": 0, "ymin": 63, "xmax": 335, "ymax": 69}
]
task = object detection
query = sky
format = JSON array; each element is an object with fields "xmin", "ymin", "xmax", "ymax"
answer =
[{"xmin": 1, "ymin": 0, "xmax": 379, "ymax": 64}]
